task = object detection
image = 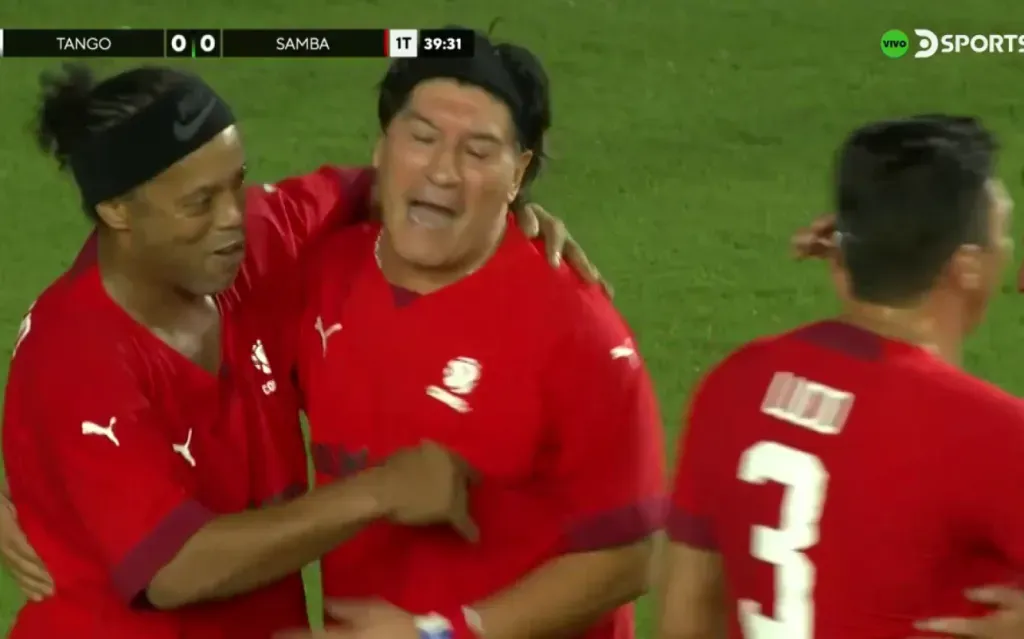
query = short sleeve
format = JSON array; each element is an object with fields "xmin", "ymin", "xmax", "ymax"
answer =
[
  {"xmin": 4, "ymin": 330, "xmax": 213, "ymax": 604},
  {"xmin": 544, "ymin": 289, "xmax": 666, "ymax": 553},
  {"xmin": 258, "ymin": 165, "xmax": 375, "ymax": 261},
  {"xmin": 224, "ymin": 166, "xmax": 375, "ymax": 308},
  {"xmin": 667, "ymin": 376, "xmax": 718, "ymax": 549}
]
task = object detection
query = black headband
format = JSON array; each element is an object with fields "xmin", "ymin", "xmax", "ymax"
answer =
[
  {"xmin": 69, "ymin": 77, "xmax": 236, "ymax": 208},
  {"xmin": 386, "ymin": 34, "xmax": 527, "ymax": 144}
]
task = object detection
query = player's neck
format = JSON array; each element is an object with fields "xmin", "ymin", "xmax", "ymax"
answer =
[
  {"xmin": 377, "ymin": 225, "xmax": 506, "ymax": 295},
  {"xmin": 96, "ymin": 231, "xmax": 210, "ymax": 327},
  {"xmin": 838, "ymin": 304, "xmax": 962, "ymax": 365}
]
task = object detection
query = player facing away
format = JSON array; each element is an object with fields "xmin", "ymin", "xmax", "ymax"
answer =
[
  {"xmin": 0, "ymin": 65, "xmax": 595, "ymax": 639},
  {"xmin": 288, "ymin": 30, "xmax": 666, "ymax": 639},
  {"xmin": 658, "ymin": 115, "xmax": 1024, "ymax": 639}
]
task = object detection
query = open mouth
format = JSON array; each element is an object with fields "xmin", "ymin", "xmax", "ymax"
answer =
[
  {"xmin": 408, "ymin": 199, "xmax": 456, "ymax": 229},
  {"xmin": 213, "ymin": 240, "xmax": 245, "ymax": 257}
]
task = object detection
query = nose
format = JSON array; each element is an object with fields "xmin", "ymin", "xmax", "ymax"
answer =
[
  {"xmin": 425, "ymin": 143, "xmax": 461, "ymax": 188},
  {"xmin": 214, "ymin": 189, "xmax": 245, "ymax": 230}
]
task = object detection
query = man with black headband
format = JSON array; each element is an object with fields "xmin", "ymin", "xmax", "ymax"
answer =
[
  {"xmin": 287, "ymin": 30, "xmax": 664, "ymax": 639},
  {"xmin": 0, "ymin": 63, "xmax": 600, "ymax": 638}
]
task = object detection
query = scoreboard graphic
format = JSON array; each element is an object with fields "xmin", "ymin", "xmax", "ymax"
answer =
[{"xmin": 0, "ymin": 28, "xmax": 474, "ymax": 58}]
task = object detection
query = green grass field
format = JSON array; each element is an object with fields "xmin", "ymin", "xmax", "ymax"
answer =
[{"xmin": 4, "ymin": 0, "xmax": 1024, "ymax": 635}]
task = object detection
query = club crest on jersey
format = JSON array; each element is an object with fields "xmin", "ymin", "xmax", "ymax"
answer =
[
  {"xmin": 760, "ymin": 371, "xmax": 854, "ymax": 435},
  {"xmin": 426, "ymin": 357, "xmax": 481, "ymax": 413}
]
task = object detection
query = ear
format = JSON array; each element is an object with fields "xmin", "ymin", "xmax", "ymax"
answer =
[
  {"xmin": 372, "ymin": 137, "xmax": 383, "ymax": 170},
  {"xmin": 95, "ymin": 199, "xmax": 132, "ymax": 232},
  {"xmin": 949, "ymin": 244, "xmax": 984, "ymax": 292},
  {"xmin": 508, "ymin": 149, "xmax": 534, "ymax": 205}
]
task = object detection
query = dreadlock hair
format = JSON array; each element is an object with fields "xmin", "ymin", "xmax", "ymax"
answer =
[{"xmin": 34, "ymin": 63, "xmax": 191, "ymax": 219}]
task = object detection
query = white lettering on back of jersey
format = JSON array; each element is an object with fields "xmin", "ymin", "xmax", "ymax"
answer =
[{"xmin": 761, "ymin": 371, "xmax": 854, "ymax": 435}]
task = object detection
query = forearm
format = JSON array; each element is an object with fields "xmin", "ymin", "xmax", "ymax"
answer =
[
  {"xmin": 148, "ymin": 469, "xmax": 385, "ymax": 609},
  {"xmin": 473, "ymin": 540, "xmax": 653, "ymax": 639},
  {"xmin": 656, "ymin": 543, "xmax": 728, "ymax": 639}
]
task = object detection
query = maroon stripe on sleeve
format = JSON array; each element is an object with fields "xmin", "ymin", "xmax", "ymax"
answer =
[
  {"xmin": 665, "ymin": 505, "xmax": 717, "ymax": 549},
  {"xmin": 311, "ymin": 443, "xmax": 368, "ymax": 478},
  {"xmin": 329, "ymin": 166, "xmax": 376, "ymax": 222},
  {"xmin": 111, "ymin": 499, "xmax": 215, "ymax": 605},
  {"xmin": 311, "ymin": 442, "xmax": 340, "ymax": 476},
  {"xmin": 256, "ymin": 482, "xmax": 307, "ymax": 508},
  {"xmin": 563, "ymin": 497, "xmax": 666, "ymax": 552}
]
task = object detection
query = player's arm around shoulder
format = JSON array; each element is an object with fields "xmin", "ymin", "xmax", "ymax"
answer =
[
  {"xmin": 466, "ymin": 288, "xmax": 666, "ymax": 639},
  {"xmin": 228, "ymin": 167, "xmax": 375, "ymax": 305},
  {"xmin": 254, "ymin": 165, "xmax": 375, "ymax": 259}
]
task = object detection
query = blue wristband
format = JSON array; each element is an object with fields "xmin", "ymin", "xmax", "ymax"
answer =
[{"xmin": 415, "ymin": 613, "xmax": 454, "ymax": 639}]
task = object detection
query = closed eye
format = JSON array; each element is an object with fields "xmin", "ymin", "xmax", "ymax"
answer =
[
  {"xmin": 464, "ymin": 135, "xmax": 501, "ymax": 159},
  {"xmin": 191, "ymin": 196, "xmax": 214, "ymax": 215}
]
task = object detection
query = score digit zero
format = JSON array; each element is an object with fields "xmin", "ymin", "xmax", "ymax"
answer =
[{"xmin": 170, "ymin": 33, "xmax": 217, "ymax": 55}]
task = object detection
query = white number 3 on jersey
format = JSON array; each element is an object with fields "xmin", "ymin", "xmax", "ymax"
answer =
[
  {"xmin": 737, "ymin": 441, "xmax": 829, "ymax": 639},
  {"xmin": 12, "ymin": 301, "xmax": 35, "ymax": 359}
]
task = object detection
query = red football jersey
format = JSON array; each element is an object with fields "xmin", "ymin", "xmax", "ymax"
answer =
[
  {"xmin": 297, "ymin": 221, "xmax": 665, "ymax": 639},
  {"xmin": 669, "ymin": 320, "xmax": 1024, "ymax": 639},
  {"xmin": 2, "ymin": 166, "xmax": 372, "ymax": 638}
]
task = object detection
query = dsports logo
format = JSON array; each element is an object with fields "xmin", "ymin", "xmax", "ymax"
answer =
[{"xmin": 880, "ymin": 29, "xmax": 1024, "ymax": 59}]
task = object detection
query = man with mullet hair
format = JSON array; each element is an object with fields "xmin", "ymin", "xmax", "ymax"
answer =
[
  {"xmin": 660, "ymin": 115, "xmax": 1024, "ymax": 639},
  {"xmin": 287, "ymin": 29, "xmax": 665, "ymax": 639}
]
